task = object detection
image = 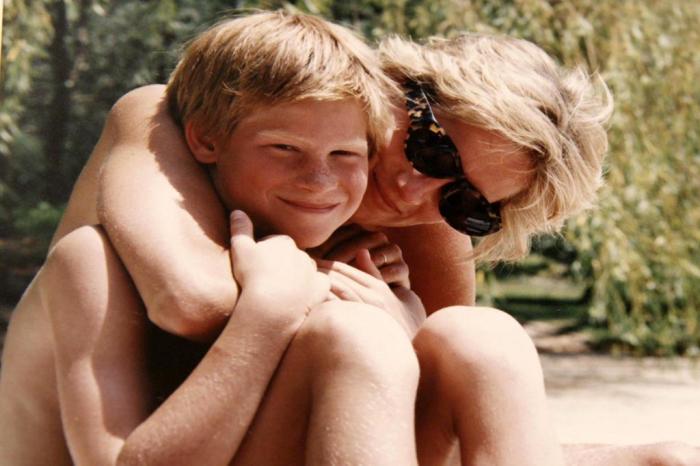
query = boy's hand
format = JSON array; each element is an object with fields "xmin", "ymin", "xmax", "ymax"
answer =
[
  {"xmin": 229, "ymin": 210, "xmax": 329, "ymax": 322},
  {"xmin": 309, "ymin": 225, "xmax": 410, "ymax": 289},
  {"xmin": 317, "ymin": 255, "xmax": 425, "ymax": 337}
]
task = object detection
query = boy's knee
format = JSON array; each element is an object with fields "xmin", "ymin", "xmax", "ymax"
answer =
[
  {"xmin": 415, "ymin": 306, "xmax": 538, "ymax": 376},
  {"xmin": 298, "ymin": 301, "xmax": 419, "ymax": 383},
  {"xmin": 642, "ymin": 442, "xmax": 700, "ymax": 466},
  {"xmin": 46, "ymin": 226, "xmax": 111, "ymax": 271},
  {"xmin": 42, "ymin": 226, "xmax": 115, "ymax": 297}
]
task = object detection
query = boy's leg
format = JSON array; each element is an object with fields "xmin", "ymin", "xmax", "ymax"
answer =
[
  {"xmin": 42, "ymin": 225, "xmax": 152, "ymax": 464},
  {"xmin": 413, "ymin": 306, "xmax": 564, "ymax": 466},
  {"xmin": 45, "ymin": 226, "xmax": 419, "ymax": 465},
  {"xmin": 231, "ymin": 300, "xmax": 419, "ymax": 466}
]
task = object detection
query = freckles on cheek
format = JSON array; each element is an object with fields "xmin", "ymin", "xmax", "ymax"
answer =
[{"xmin": 352, "ymin": 171, "xmax": 369, "ymax": 194}]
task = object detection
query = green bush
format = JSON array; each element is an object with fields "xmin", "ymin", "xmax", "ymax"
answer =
[
  {"xmin": 562, "ymin": 2, "xmax": 700, "ymax": 355},
  {"xmin": 2, "ymin": 0, "xmax": 699, "ymax": 354},
  {"xmin": 12, "ymin": 202, "xmax": 63, "ymax": 244}
]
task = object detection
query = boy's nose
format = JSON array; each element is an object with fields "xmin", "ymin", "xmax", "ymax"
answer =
[
  {"xmin": 395, "ymin": 169, "xmax": 453, "ymax": 205},
  {"xmin": 296, "ymin": 159, "xmax": 336, "ymax": 191}
]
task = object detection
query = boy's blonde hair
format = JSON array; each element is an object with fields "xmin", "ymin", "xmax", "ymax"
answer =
[
  {"xmin": 167, "ymin": 11, "xmax": 398, "ymax": 156},
  {"xmin": 379, "ymin": 34, "xmax": 613, "ymax": 263}
]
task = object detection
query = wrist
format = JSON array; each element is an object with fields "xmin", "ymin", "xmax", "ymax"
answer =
[{"xmin": 231, "ymin": 283, "xmax": 309, "ymax": 333}]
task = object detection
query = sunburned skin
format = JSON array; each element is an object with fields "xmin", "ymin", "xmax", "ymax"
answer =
[
  {"xmin": 0, "ymin": 96, "xmax": 122, "ymax": 465},
  {"xmin": 0, "ymin": 89, "xmax": 381, "ymax": 464},
  {"xmin": 3, "ymin": 82, "xmax": 695, "ymax": 466},
  {"xmin": 0, "ymin": 88, "xmax": 200, "ymax": 465},
  {"xmin": 0, "ymin": 83, "xmax": 473, "ymax": 465}
]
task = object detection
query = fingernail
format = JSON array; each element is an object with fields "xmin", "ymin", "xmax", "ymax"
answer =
[{"xmin": 231, "ymin": 210, "xmax": 243, "ymax": 220}]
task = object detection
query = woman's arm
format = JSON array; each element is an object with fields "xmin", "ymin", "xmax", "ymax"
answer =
[
  {"xmin": 384, "ymin": 222, "xmax": 476, "ymax": 314},
  {"xmin": 97, "ymin": 85, "xmax": 237, "ymax": 341}
]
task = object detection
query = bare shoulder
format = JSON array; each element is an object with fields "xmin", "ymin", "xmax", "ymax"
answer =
[
  {"xmin": 49, "ymin": 86, "xmax": 169, "ymax": 245},
  {"xmin": 107, "ymin": 84, "xmax": 170, "ymax": 144},
  {"xmin": 110, "ymin": 84, "xmax": 167, "ymax": 119}
]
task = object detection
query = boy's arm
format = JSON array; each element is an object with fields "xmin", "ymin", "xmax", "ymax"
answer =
[
  {"xmin": 385, "ymin": 222, "xmax": 476, "ymax": 313},
  {"xmin": 98, "ymin": 85, "xmax": 237, "ymax": 341},
  {"xmin": 48, "ymin": 215, "xmax": 327, "ymax": 466},
  {"xmin": 116, "ymin": 287, "xmax": 309, "ymax": 465},
  {"xmin": 119, "ymin": 212, "xmax": 329, "ymax": 465},
  {"xmin": 43, "ymin": 227, "xmax": 153, "ymax": 465}
]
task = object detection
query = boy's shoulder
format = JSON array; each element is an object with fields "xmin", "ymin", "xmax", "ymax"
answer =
[{"xmin": 109, "ymin": 85, "xmax": 168, "ymax": 133}]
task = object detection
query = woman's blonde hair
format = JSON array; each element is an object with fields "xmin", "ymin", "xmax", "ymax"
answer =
[
  {"xmin": 379, "ymin": 34, "xmax": 613, "ymax": 262},
  {"xmin": 167, "ymin": 11, "xmax": 399, "ymax": 156}
]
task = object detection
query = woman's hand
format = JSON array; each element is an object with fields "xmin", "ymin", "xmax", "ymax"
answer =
[
  {"xmin": 229, "ymin": 210, "xmax": 330, "ymax": 326},
  {"xmin": 309, "ymin": 225, "xmax": 410, "ymax": 289}
]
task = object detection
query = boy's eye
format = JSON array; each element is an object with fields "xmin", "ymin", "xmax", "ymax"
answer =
[
  {"xmin": 271, "ymin": 144, "xmax": 298, "ymax": 152},
  {"xmin": 331, "ymin": 150, "xmax": 368, "ymax": 159}
]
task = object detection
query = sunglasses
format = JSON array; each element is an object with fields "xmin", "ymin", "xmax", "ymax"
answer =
[{"xmin": 404, "ymin": 81, "xmax": 502, "ymax": 237}]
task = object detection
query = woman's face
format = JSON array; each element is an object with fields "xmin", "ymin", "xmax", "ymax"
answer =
[{"xmin": 351, "ymin": 106, "xmax": 534, "ymax": 230}]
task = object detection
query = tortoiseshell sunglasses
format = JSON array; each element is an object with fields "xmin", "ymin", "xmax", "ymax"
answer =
[{"xmin": 404, "ymin": 81, "xmax": 502, "ymax": 236}]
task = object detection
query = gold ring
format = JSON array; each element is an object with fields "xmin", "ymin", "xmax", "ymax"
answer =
[{"xmin": 379, "ymin": 253, "xmax": 387, "ymax": 267}]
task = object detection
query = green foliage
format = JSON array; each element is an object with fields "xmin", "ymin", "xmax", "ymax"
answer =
[
  {"xmin": 1, "ymin": 0, "xmax": 699, "ymax": 354},
  {"xmin": 12, "ymin": 201, "xmax": 63, "ymax": 249},
  {"xmin": 564, "ymin": 2, "xmax": 700, "ymax": 355}
]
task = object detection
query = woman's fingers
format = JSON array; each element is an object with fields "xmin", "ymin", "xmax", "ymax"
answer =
[
  {"xmin": 378, "ymin": 263, "xmax": 410, "ymax": 289},
  {"xmin": 366, "ymin": 243, "xmax": 410, "ymax": 288},
  {"xmin": 368, "ymin": 243, "xmax": 400, "ymax": 268},
  {"xmin": 307, "ymin": 224, "xmax": 367, "ymax": 259},
  {"xmin": 354, "ymin": 249, "xmax": 383, "ymax": 280},
  {"xmin": 318, "ymin": 259, "xmax": 378, "ymax": 288},
  {"xmin": 324, "ymin": 231, "xmax": 390, "ymax": 263}
]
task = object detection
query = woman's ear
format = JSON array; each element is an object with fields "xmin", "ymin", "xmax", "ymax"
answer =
[{"xmin": 185, "ymin": 121, "xmax": 219, "ymax": 164}]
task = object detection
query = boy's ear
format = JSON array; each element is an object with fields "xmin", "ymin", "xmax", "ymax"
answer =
[{"xmin": 185, "ymin": 121, "xmax": 219, "ymax": 164}]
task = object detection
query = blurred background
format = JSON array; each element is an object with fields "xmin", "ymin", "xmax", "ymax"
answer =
[{"xmin": 1, "ymin": 0, "xmax": 699, "ymax": 357}]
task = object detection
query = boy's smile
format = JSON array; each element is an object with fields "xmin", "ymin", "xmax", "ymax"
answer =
[{"xmin": 192, "ymin": 99, "xmax": 369, "ymax": 249}]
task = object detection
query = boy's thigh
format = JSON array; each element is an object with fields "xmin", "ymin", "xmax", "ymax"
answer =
[
  {"xmin": 227, "ymin": 340, "xmax": 311, "ymax": 466},
  {"xmin": 227, "ymin": 305, "xmax": 329, "ymax": 466},
  {"xmin": 230, "ymin": 301, "xmax": 416, "ymax": 466}
]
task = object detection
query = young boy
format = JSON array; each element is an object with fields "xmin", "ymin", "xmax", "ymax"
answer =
[{"xmin": 0, "ymin": 12, "xmax": 421, "ymax": 465}]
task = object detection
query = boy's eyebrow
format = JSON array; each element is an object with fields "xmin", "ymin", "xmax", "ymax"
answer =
[{"xmin": 254, "ymin": 130, "xmax": 369, "ymax": 153}]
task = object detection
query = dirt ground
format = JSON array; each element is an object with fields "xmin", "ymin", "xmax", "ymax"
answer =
[{"xmin": 528, "ymin": 320, "xmax": 700, "ymax": 446}]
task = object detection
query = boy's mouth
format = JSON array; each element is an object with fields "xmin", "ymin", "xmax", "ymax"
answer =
[{"xmin": 278, "ymin": 197, "xmax": 340, "ymax": 213}]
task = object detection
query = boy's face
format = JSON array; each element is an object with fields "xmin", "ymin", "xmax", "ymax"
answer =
[{"xmin": 206, "ymin": 99, "xmax": 369, "ymax": 249}]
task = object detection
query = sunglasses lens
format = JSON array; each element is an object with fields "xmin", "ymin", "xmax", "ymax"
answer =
[
  {"xmin": 406, "ymin": 135, "xmax": 462, "ymax": 178},
  {"xmin": 403, "ymin": 82, "xmax": 500, "ymax": 237},
  {"xmin": 439, "ymin": 182, "xmax": 501, "ymax": 236}
]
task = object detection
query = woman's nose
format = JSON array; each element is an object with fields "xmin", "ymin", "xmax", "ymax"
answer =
[{"xmin": 395, "ymin": 169, "xmax": 452, "ymax": 205}]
